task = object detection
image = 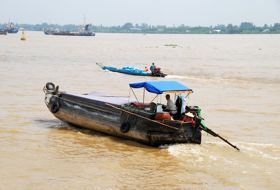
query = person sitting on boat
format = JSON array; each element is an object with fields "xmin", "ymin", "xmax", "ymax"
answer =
[
  {"xmin": 163, "ymin": 94, "xmax": 177, "ymax": 115},
  {"xmin": 150, "ymin": 62, "xmax": 156, "ymax": 75},
  {"xmin": 144, "ymin": 66, "xmax": 149, "ymax": 72}
]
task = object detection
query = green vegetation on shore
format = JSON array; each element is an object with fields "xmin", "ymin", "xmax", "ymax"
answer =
[{"xmin": 1, "ymin": 22, "xmax": 280, "ymax": 34}]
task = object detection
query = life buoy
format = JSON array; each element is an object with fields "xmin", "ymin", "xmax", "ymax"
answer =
[
  {"xmin": 120, "ymin": 122, "xmax": 130, "ymax": 133},
  {"xmin": 46, "ymin": 82, "xmax": 55, "ymax": 91},
  {"xmin": 50, "ymin": 97, "xmax": 59, "ymax": 113}
]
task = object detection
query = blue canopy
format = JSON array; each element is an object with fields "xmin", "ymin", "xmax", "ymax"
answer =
[{"xmin": 129, "ymin": 81, "xmax": 192, "ymax": 94}]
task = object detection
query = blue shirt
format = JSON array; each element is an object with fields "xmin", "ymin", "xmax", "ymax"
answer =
[{"xmin": 150, "ymin": 65, "xmax": 155, "ymax": 73}]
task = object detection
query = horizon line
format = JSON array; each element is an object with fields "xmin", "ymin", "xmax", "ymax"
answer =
[{"xmin": 1, "ymin": 21, "xmax": 279, "ymax": 27}]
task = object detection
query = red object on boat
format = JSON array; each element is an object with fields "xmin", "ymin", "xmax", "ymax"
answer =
[
  {"xmin": 155, "ymin": 113, "xmax": 171, "ymax": 120},
  {"xmin": 182, "ymin": 116, "xmax": 196, "ymax": 127}
]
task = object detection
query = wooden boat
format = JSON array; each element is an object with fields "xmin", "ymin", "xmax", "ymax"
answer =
[
  {"xmin": 43, "ymin": 80, "xmax": 241, "ymax": 150},
  {"xmin": 43, "ymin": 81, "xmax": 204, "ymax": 146},
  {"xmin": 44, "ymin": 30, "xmax": 95, "ymax": 36},
  {"xmin": 44, "ymin": 24, "xmax": 95, "ymax": 36},
  {"xmin": 96, "ymin": 63, "xmax": 167, "ymax": 77}
]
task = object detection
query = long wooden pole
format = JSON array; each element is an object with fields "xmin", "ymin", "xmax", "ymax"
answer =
[{"xmin": 199, "ymin": 126, "xmax": 240, "ymax": 151}]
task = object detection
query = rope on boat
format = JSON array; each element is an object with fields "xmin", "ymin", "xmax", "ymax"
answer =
[{"xmin": 106, "ymin": 103, "xmax": 179, "ymax": 130}]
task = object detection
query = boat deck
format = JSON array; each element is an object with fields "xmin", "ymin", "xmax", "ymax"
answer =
[{"xmin": 68, "ymin": 92, "xmax": 133, "ymax": 105}]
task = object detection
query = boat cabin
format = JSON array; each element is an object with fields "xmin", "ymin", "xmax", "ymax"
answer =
[{"xmin": 123, "ymin": 81, "xmax": 195, "ymax": 123}]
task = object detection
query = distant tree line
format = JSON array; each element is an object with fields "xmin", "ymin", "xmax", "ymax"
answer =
[{"xmin": 1, "ymin": 22, "xmax": 280, "ymax": 34}]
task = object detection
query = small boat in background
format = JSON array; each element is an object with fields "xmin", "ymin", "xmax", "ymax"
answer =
[
  {"xmin": 96, "ymin": 63, "xmax": 167, "ymax": 77},
  {"xmin": 44, "ymin": 24, "xmax": 95, "ymax": 36},
  {"xmin": 5, "ymin": 22, "xmax": 19, "ymax": 33},
  {"xmin": 0, "ymin": 29, "xmax": 7, "ymax": 35}
]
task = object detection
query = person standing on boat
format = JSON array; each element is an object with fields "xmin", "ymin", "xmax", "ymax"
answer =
[
  {"xmin": 164, "ymin": 94, "xmax": 177, "ymax": 115},
  {"xmin": 150, "ymin": 62, "xmax": 156, "ymax": 75}
]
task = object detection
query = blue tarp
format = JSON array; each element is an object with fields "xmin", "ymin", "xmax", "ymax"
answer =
[{"xmin": 129, "ymin": 81, "xmax": 192, "ymax": 94}]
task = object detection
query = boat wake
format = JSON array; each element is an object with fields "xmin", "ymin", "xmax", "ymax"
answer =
[
  {"xmin": 166, "ymin": 73, "xmax": 280, "ymax": 85},
  {"xmin": 166, "ymin": 141, "xmax": 280, "ymax": 161},
  {"xmin": 165, "ymin": 75, "xmax": 216, "ymax": 83},
  {"xmin": 237, "ymin": 142, "xmax": 280, "ymax": 161},
  {"xmin": 165, "ymin": 75, "xmax": 189, "ymax": 79}
]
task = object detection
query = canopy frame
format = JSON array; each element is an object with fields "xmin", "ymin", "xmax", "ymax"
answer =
[
  {"xmin": 129, "ymin": 81, "xmax": 192, "ymax": 95},
  {"xmin": 128, "ymin": 81, "xmax": 193, "ymax": 106}
]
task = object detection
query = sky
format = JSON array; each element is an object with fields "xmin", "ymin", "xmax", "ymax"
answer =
[{"xmin": 1, "ymin": 0, "xmax": 279, "ymax": 26}]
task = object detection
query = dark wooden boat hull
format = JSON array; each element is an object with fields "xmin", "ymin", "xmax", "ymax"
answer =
[
  {"xmin": 45, "ymin": 88, "xmax": 201, "ymax": 147},
  {"xmin": 0, "ymin": 30, "xmax": 7, "ymax": 35},
  {"xmin": 44, "ymin": 30, "xmax": 95, "ymax": 36}
]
